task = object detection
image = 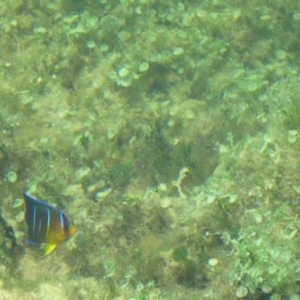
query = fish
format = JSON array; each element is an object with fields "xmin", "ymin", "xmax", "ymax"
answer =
[{"xmin": 23, "ymin": 192, "xmax": 75, "ymax": 255}]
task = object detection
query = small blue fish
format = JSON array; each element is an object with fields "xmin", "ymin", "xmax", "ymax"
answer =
[{"xmin": 23, "ymin": 192, "xmax": 75, "ymax": 255}]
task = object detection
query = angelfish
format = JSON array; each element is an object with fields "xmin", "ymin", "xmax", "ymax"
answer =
[{"xmin": 23, "ymin": 192, "xmax": 75, "ymax": 255}]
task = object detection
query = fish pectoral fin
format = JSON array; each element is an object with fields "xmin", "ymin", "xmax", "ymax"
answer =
[{"xmin": 43, "ymin": 244, "xmax": 57, "ymax": 256}]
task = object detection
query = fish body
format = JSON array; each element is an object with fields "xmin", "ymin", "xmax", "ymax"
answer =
[{"xmin": 23, "ymin": 192, "xmax": 75, "ymax": 255}]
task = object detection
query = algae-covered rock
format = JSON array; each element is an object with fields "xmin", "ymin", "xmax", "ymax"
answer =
[{"xmin": 2, "ymin": 0, "xmax": 300, "ymax": 298}]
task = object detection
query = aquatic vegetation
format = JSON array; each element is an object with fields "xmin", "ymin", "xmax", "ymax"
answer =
[{"xmin": 1, "ymin": 0, "xmax": 300, "ymax": 298}]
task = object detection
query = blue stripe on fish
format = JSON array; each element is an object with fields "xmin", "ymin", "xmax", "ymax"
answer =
[
  {"xmin": 32, "ymin": 205, "xmax": 36, "ymax": 238},
  {"xmin": 45, "ymin": 207, "xmax": 50, "ymax": 238}
]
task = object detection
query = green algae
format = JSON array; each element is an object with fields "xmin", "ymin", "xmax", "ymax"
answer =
[{"xmin": 1, "ymin": 0, "xmax": 300, "ymax": 299}]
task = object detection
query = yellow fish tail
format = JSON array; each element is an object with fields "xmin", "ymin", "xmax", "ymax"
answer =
[{"xmin": 43, "ymin": 244, "xmax": 57, "ymax": 256}]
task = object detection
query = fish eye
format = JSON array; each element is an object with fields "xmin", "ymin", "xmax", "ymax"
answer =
[{"xmin": 64, "ymin": 219, "xmax": 70, "ymax": 231}]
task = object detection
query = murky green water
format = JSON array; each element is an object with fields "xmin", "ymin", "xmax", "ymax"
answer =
[{"xmin": 1, "ymin": 1, "xmax": 300, "ymax": 299}]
